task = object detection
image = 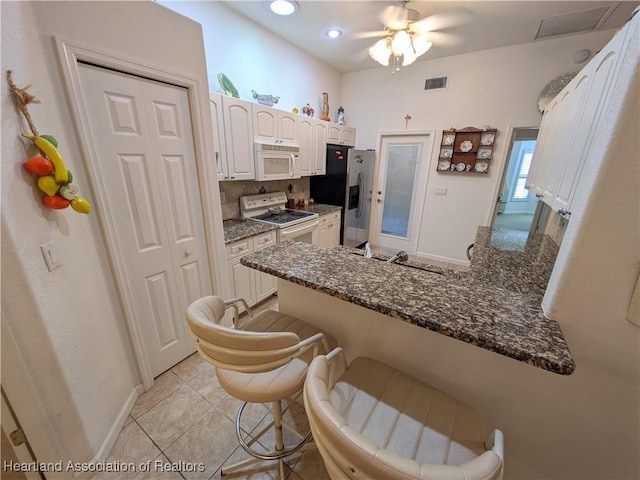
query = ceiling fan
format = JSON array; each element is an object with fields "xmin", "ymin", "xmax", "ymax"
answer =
[{"xmin": 360, "ymin": 1, "xmax": 473, "ymax": 72}]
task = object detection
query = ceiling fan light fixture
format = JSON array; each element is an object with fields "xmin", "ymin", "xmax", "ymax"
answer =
[
  {"xmin": 268, "ymin": 0, "xmax": 298, "ymax": 16},
  {"xmin": 369, "ymin": 28, "xmax": 431, "ymax": 71},
  {"xmin": 413, "ymin": 36, "xmax": 432, "ymax": 56},
  {"xmin": 391, "ymin": 29, "xmax": 411, "ymax": 56},
  {"xmin": 402, "ymin": 47, "xmax": 417, "ymax": 66},
  {"xmin": 369, "ymin": 38, "xmax": 392, "ymax": 65}
]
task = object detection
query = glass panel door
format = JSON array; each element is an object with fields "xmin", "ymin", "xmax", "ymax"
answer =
[
  {"xmin": 370, "ymin": 134, "xmax": 432, "ymax": 253},
  {"xmin": 381, "ymin": 143, "xmax": 421, "ymax": 238}
]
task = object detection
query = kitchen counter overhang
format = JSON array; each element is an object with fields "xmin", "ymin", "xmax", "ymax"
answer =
[{"xmin": 241, "ymin": 241, "xmax": 575, "ymax": 375}]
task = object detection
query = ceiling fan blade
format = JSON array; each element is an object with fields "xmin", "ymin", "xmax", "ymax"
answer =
[
  {"xmin": 419, "ymin": 31, "xmax": 465, "ymax": 48},
  {"xmin": 379, "ymin": 5, "xmax": 406, "ymax": 26},
  {"xmin": 351, "ymin": 29, "xmax": 387, "ymax": 40},
  {"xmin": 410, "ymin": 7, "xmax": 477, "ymax": 34}
]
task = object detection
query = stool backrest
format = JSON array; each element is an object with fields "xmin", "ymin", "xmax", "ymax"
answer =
[
  {"xmin": 304, "ymin": 355, "xmax": 503, "ymax": 480},
  {"xmin": 186, "ymin": 296, "xmax": 302, "ymax": 373}
]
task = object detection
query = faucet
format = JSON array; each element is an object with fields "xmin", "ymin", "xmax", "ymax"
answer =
[
  {"xmin": 386, "ymin": 250, "xmax": 409, "ymax": 264},
  {"xmin": 364, "ymin": 242, "xmax": 373, "ymax": 259}
]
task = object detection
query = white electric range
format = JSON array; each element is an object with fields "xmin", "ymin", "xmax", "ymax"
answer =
[{"xmin": 240, "ymin": 192, "xmax": 319, "ymax": 244}]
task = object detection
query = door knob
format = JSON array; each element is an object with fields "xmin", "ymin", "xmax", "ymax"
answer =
[
  {"xmin": 377, "ymin": 191, "xmax": 382, "ymax": 195},
  {"xmin": 185, "ymin": 249, "xmax": 193, "ymax": 257},
  {"xmin": 376, "ymin": 199, "xmax": 382, "ymax": 203}
]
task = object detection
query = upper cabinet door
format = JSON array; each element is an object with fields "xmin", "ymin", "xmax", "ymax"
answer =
[
  {"xmin": 253, "ymin": 105, "xmax": 298, "ymax": 145},
  {"xmin": 327, "ymin": 125, "xmax": 341, "ymax": 144},
  {"xmin": 278, "ymin": 111, "xmax": 298, "ymax": 144},
  {"xmin": 342, "ymin": 127, "xmax": 356, "ymax": 146},
  {"xmin": 312, "ymin": 120, "xmax": 327, "ymax": 174},
  {"xmin": 222, "ymin": 96, "xmax": 255, "ymax": 180},
  {"xmin": 297, "ymin": 117, "xmax": 313, "ymax": 176},
  {"xmin": 253, "ymin": 106, "xmax": 278, "ymax": 143},
  {"xmin": 327, "ymin": 124, "xmax": 356, "ymax": 146},
  {"xmin": 209, "ymin": 92, "xmax": 228, "ymax": 180}
]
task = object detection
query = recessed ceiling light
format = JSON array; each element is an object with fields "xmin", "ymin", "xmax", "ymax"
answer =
[
  {"xmin": 326, "ymin": 29, "xmax": 342, "ymax": 39},
  {"xmin": 269, "ymin": 0, "xmax": 298, "ymax": 16}
]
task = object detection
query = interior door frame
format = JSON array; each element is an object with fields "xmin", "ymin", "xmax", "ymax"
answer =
[
  {"xmin": 369, "ymin": 130, "xmax": 435, "ymax": 253},
  {"xmin": 488, "ymin": 123, "xmax": 540, "ymax": 229},
  {"xmin": 54, "ymin": 38, "xmax": 229, "ymax": 389}
]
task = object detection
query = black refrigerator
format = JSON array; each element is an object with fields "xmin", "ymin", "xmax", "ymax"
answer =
[{"xmin": 310, "ymin": 144, "xmax": 375, "ymax": 247}]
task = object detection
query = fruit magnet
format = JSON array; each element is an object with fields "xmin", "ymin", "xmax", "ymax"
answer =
[{"xmin": 7, "ymin": 70, "xmax": 91, "ymax": 214}]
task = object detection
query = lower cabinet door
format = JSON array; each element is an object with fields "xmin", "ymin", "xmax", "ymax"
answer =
[
  {"xmin": 255, "ymin": 270, "xmax": 276, "ymax": 302},
  {"xmin": 227, "ymin": 256, "xmax": 256, "ymax": 307}
]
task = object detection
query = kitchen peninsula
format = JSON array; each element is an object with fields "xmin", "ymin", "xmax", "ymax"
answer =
[{"xmin": 241, "ymin": 227, "xmax": 575, "ymax": 375}]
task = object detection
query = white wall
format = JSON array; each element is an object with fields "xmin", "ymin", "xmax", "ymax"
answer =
[
  {"xmin": 342, "ymin": 29, "xmax": 615, "ymax": 263},
  {"xmin": 1, "ymin": 0, "xmax": 221, "ymax": 467},
  {"xmin": 159, "ymin": 1, "xmax": 343, "ymax": 117}
]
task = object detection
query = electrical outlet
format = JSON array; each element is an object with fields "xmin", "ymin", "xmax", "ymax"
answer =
[{"xmin": 434, "ymin": 187, "xmax": 448, "ymax": 196}]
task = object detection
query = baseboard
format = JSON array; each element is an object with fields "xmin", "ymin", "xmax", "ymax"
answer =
[{"xmin": 72, "ymin": 384, "xmax": 144, "ymax": 478}]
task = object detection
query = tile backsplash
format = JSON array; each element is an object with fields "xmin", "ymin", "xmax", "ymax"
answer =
[{"xmin": 219, "ymin": 178, "xmax": 310, "ymax": 220}]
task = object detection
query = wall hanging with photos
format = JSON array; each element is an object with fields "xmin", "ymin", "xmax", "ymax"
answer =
[{"xmin": 437, "ymin": 127, "xmax": 497, "ymax": 174}]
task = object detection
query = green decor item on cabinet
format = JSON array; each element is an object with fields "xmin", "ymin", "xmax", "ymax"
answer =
[{"xmin": 217, "ymin": 73, "xmax": 239, "ymax": 98}]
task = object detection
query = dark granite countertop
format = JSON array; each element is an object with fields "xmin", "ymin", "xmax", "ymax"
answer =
[
  {"xmin": 292, "ymin": 203, "xmax": 342, "ymax": 216},
  {"xmin": 468, "ymin": 227, "xmax": 559, "ymax": 296},
  {"xmin": 241, "ymin": 233, "xmax": 575, "ymax": 375},
  {"xmin": 223, "ymin": 219, "xmax": 277, "ymax": 244}
]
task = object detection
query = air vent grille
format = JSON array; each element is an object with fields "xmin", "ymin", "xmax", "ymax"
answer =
[
  {"xmin": 424, "ymin": 76, "xmax": 448, "ymax": 91},
  {"xmin": 535, "ymin": 6, "xmax": 614, "ymax": 40}
]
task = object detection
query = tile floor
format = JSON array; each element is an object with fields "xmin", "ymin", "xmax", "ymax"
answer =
[{"xmin": 97, "ymin": 296, "xmax": 329, "ymax": 480}]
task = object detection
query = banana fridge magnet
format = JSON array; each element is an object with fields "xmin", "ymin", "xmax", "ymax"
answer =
[{"xmin": 7, "ymin": 70, "xmax": 91, "ymax": 214}]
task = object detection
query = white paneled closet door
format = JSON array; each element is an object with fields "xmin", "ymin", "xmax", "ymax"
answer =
[{"xmin": 77, "ymin": 64, "xmax": 211, "ymax": 377}]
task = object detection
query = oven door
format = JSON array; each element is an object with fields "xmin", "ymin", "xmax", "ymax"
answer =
[{"xmin": 279, "ymin": 219, "xmax": 319, "ymax": 244}]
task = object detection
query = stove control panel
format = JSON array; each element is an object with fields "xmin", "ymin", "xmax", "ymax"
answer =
[{"xmin": 241, "ymin": 192, "xmax": 288, "ymax": 213}]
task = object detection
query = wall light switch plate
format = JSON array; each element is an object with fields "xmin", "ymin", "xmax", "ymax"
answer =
[
  {"xmin": 435, "ymin": 187, "xmax": 448, "ymax": 196},
  {"xmin": 41, "ymin": 242, "xmax": 62, "ymax": 272}
]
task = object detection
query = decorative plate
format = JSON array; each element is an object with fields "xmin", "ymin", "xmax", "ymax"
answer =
[
  {"xmin": 456, "ymin": 162, "xmax": 466, "ymax": 171},
  {"xmin": 480, "ymin": 133, "xmax": 495, "ymax": 145},
  {"xmin": 477, "ymin": 149, "xmax": 491, "ymax": 159},
  {"xmin": 460, "ymin": 140, "xmax": 473, "ymax": 152},
  {"xmin": 537, "ymin": 72, "xmax": 577, "ymax": 113},
  {"xmin": 440, "ymin": 148, "xmax": 452, "ymax": 158},
  {"xmin": 442, "ymin": 134, "xmax": 455, "ymax": 145},
  {"xmin": 475, "ymin": 161, "xmax": 488, "ymax": 172},
  {"xmin": 217, "ymin": 73, "xmax": 239, "ymax": 98},
  {"xmin": 438, "ymin": 160, "xmax": 451, "ymax": 170}
]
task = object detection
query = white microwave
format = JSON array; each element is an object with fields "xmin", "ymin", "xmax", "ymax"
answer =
[{"xmin": 255, "ymin": 142, "xmax": 300, "ymax": 181}]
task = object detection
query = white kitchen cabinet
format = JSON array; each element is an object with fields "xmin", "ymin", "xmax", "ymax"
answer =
[
  {"xmin": 526, "ymin": 21, "xmax": 631, "ymax": 214},
  {"xmin": 298, "ymin": 117, "xmax": 327, "ymax": 176},
  {"xmin": 327, "ymin": 124, "xmax": 356, "ymax": 146},
  {"xmin": 551, "ymin": 27, "xmax": 629, "ymax": 214},
  {"xmin": 253, "ymin": 105, "xmax": 298, "ymax": 145},
  {"xmin": 315, "ymin": 211, "xmax": 341, "ymax": 248},
  {"xmin": 225, "ymin": 230, "xmax": 277, "ymax": 308},
  {"xmin": 527, "ymin": 88, "xmax": 573, "ymax": 202},
  {"xmin": 221, "ymin": 96, "xmax": 255, "ymax": 180},
  {"xmin": 209, "ymin": 93, "xmax": 228, "ymax": 181}
]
